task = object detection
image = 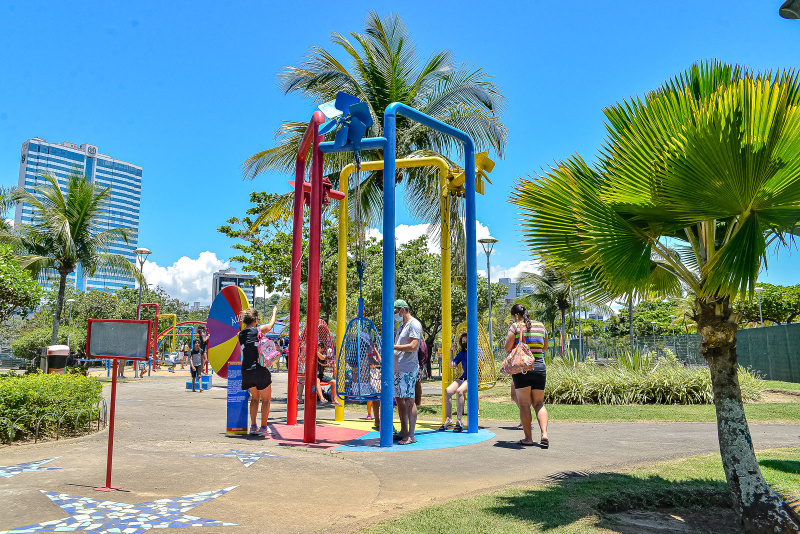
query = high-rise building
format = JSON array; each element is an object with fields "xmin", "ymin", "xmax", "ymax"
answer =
[
  {"xmin": 212, "ymin": 268, "xmax": 255, "ymax": 305},
  {"xmin": 498, "ymin": 277, "xmax": 534, "ymax": 304},
  {"xmin": 15, "ymin": 138, "xmax": 142, "ymax": 293}
]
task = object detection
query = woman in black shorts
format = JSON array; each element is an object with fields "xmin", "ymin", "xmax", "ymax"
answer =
[
  {"xmin": 504, "ymin": 303, "xmax": 549, "ymax": 448},
  {"xmin": 238, "ymin": 306, "xmax": 277, "ymax": 437}
]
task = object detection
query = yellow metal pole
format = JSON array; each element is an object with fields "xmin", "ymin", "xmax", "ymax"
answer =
[
  {"xmin": 334, "ymin": 187, "xmax": 347, "ymax": 421},
  {"xmin": 440, "ymin": 185, "xmax": 452, "ymax": 424}
]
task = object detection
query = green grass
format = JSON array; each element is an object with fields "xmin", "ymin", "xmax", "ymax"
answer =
[
  {"xmin": 763, "ymin": 379, "xmax": 800, "ymax": 392},
  {"xmin": 356, "ymin": 448, "xmax": 800, "ymax": 534}
]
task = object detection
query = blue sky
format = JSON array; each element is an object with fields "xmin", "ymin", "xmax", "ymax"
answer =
[{"xmin": 1, "ymin": 1, "xmax": 798, "ymax": 303}]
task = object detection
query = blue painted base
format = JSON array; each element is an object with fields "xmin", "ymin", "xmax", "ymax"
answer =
[
  {"xmin": 185, "ymin": 375, "xmax": 212, "ymax": 390},
  {"xmin": 334, "ymin": 427, "xmax": 495, "ymax": 452}
]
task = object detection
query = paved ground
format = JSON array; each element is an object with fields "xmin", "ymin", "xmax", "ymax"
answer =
[{"xmin": 2, "ymin": 369, "xmax": 798, "ymax": 534}]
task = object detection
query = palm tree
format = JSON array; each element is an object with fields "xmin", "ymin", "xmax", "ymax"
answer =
[
  {"xmin": 519, "ymin": 268, "xmax": 575, "ymax": 353},
  {"xmin": 512, "ymin": 61, "xmax": 800, "ymax": 531},
  {"xmin": 0, "ymin": 186, "xmax": 13, "ymax": 232},
  {"xmin": 3, "ymin": 171, "xmax": 144, "ymax": 345},
  {"xmin": 243, "ymin": 10, "xmax": 507, "ymax": 251}
]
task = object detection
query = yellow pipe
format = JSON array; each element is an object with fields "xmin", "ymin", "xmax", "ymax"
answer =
[
  {"xmin": 440, "ymin": 185, "xmax": 452, "ymax": 424},
  {"xmin": 335, "ymin": 186, "xmax": 347, "ymax": 421},
  {"xmin": 337, "ymin": 157, "xmax": 453, "ymax": 422}
]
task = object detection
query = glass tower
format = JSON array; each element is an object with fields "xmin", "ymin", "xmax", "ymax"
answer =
[{"xmin": 15, "ymin": 138, "xmax": 142, "ymax": 293}]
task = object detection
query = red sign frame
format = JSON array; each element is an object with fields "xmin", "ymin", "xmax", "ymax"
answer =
[{"xmin": 86, "ymin": 318, "xmax": 151, "ymax": 361}]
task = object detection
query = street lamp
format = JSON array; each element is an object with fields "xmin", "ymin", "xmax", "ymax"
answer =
[
  {"xmin": 780, "ymin": 0, "xmax": 800, "ymax": 18},
  {"xmin": 650, "ymin": 321, "xmax": 657, "ymax": 338},
  {"xmin": 755, "ymin": 286, "xmax": 765, "ymax": 327},
  {"xmin": 66, "ymin": 299, "xmax": 76, "ymax": 348},
  {"xmin": 478, "ymin": 237, "xmax": 498, "ymax": 349},
  {"xmin": 134, "ymin": 247, "xmax": 152, "ymax": 320}
]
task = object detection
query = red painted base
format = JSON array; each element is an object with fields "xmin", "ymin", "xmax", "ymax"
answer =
[
  {"xmin": 93, "ymin": 486, "xmax": 123, "ymax": 492},
  {"xmin": 268, "ymin": 422, "xmax": 369, "ymax": 449}
]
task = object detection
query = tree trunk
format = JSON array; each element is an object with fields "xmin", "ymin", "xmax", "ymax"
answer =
[
  {"xmin": 51, "ymin": 270, "xmax": 69, "ymax": 346},
  {"xmin": 695, "ymin": 295, "xmax": 800, "ymax": 533},
  {"xmin": 559, "ymin": 307, "xmax": 566, "ymax": 355},
  {"xmin": 628, "ymin": 297, "xmax": 634, "ymax": 347}
]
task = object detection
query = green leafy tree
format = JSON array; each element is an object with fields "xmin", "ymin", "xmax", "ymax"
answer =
[
  {"xmin": 735, "ymin": 283, "xmax": 800, "ymax": 326},
  {"xmin": 3, "ymin": 171, "xmax": 144, "ymax": 346},
  {"xmin": 612, "ymin": 300, "xmax": 681, "ymax": 338},
  {"xmin": 0, "ymin": 244, "xmax": 43, "ymax": 322},
  {"xmin": 512, "ymin": 61, "xmax": 800, "ymax": 531},
  {"xmin": 242, "ymin": 11, "xmax": 507, "ymax": 264}
]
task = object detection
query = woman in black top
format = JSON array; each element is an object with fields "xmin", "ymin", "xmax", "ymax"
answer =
[{"xmin": 238, "ymin": 306, "xmax": 278, "ymax": 436}]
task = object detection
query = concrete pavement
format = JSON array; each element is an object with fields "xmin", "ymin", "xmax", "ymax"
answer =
[{"xmin": 1, "ymin": 369, "xmax": 798, "ymax": 534}]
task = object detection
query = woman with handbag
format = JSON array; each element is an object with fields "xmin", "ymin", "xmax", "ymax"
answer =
[{"xmin": 503, "ymin": 303, "xmax": 549, "ymax": 448}]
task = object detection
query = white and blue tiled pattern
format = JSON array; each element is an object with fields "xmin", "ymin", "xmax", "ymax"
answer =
[
  {"xmin": 191, "ymin": 449, "xmax": 279, "ymax": 467},
  {"xmin": 0, "ymin": 458, "xmax": 61, "ymax": 478},
  {"xmin": 0, "ymin": 487, "xmax": 238, "ymax": 534}
]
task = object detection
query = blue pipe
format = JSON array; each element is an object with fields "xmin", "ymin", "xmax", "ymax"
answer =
[
  {"xmin": 382, "ymin": 103, "xmax": 479, "ymax": 436},
  {"xmin": 380, "ymin": 114, "xmax": 396, "ymax": 448}
]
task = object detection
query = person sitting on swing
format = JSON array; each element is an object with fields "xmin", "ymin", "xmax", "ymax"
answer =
[
  {"xmin": 440, "ymin": 333, "xmax": 469, "ymax": 432},
  {"xmin": 316, "ymin": 341, "xmax": 341, "ymax": 405}
]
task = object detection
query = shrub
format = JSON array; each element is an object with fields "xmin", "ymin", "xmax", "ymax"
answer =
[
  {"xmin": 11, "ymin": 326, "xmax": 87, "ymax": 361},
  {"xmin": 0, "ymin": 370, "xmax": 103, "ymax": 441},
  {"xmin": 544, "ymin": 358, "xmax": 763, "ymax": 405}
]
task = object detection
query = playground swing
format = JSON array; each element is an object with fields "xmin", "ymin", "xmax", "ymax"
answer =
[
  {"xmin": 297, "ymin": 319, "xmax": 336, "ymax": 400},
  {"xmin": 336, "ymin": 155, "xmax": 382, "ymax": 402},
  {"xmin": 451, "ymin": 319, "xmax": 497, "ymax": 391}
]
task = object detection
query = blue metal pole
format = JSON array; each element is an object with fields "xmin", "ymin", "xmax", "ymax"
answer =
[
  {"xmin": 464, "ymin": 141, "xmax": 479, "ymax": 434},
  {"xmin": 380, "ymin": 110, "xmax": 397, "ymax": 448}
]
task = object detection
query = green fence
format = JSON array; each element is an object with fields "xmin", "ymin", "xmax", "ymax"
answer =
[{"xmin": 568, "ymin": 323, "xmax": 800, "ymax": 383}]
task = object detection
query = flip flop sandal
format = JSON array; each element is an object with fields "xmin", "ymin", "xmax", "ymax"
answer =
[
  {"xmin": 518, "ymin": 440, "xmax": 536, "ymax": 447},
  {"xmin": 398, "ymin": 438, "xmax": 415, "ymax": 445},
  {"xmin": 438, "ymin": 422, "xmax": 452, "ymax": 431},
  {"xmin": 540, "ymin": 438, "xmax": 550, "ymax": 449},
  {"xmin": 453, "ymin": 423, "xmax": 463, "ymax": 433}
]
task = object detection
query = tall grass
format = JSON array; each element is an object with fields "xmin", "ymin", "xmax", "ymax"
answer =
[{"xmin": 542, "ymin": 354, "xmax": 763, "ymax": 405}]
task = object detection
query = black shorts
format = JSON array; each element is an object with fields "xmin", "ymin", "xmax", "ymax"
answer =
[
  {"xmin": 319, "ymin": 374, "xmax": 333, "ymax": 383},
  {"xmin": 242, "ymin": 366, "xmax": 272, "ymax": 391},
  {"xmin": 191, "ymin": 367, "xmax": 202, "ymax": 379},
  {"xmin": 512, "ymin": 363, "xmax": 546, "ymax": 391}
]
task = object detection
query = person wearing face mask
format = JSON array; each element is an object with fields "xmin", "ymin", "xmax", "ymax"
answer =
[
  {"xmin": 439, "ymin": 333, "xmax": 470, "ymax": 432},
  {"xmin": 392, "ymin": 299, "xmax": 422, "ymax": 445}
]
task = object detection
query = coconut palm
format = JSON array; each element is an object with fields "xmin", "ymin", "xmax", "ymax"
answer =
[
  {"xmin": 518, "ymin": 268, "xmax": 576, "ymax": 353},
  {"xmin": 3, "ymin": 171, "xmax": 144, "ymax": 345},
  {"xmin": 0, "ymin": 186, "xmax": 13, "ymax": 232},
  {"xmin": 243, "ymin": 10, "xmax": 507, "ymax": 254},
  {"xmin": 512, "ymin": 61, "xmax": 800, "ymax": 531}
]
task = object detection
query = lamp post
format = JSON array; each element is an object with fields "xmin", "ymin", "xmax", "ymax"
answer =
[
  {"xmin": 577, "ymin": 290, "xmax": 583, "ymax": 361},
  {"xmin": 478, "ymin": 237, "xmax": 498, "ymax": 349},
  {"xmin": 134, "ymin": 248, "xmax": 152, "ymax": 320},
  {"xmin": 66, "ymin": 298, "xmax": 76, "ymax": 348},
  {"xmin": 755, "ymin": 286, "xmax": 765, "ymax": 327}
]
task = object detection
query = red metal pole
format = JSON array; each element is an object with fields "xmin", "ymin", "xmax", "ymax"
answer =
[
  {"xmin": 287, "ymin": 113, "xmax": 325, "ymax": 426},
  {"xmin": 95, "ymin": 359, "xmax": 120, "ymax": 491},
  {"xmin": 303, "ymin": 124, "xmax": 324, "ymax": 443}
]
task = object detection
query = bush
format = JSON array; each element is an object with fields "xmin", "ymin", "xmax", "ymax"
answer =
[
  {"xmin": 544, "ymin": 357, "xmax": 763, "ymax": 405},
  {"xmin": 11, "ymin": 326, "xmax": 87, "ymax": 361},
  {"xmin": 0, "ymin": 370, "xmax": 103, "ymax": 441}
]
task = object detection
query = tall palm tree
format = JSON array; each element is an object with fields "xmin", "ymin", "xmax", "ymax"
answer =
[
  {"xmin": 244, "ymin": 10, "xmax": 507, "ymax": 251},
  {"xmin": 512, "ymin": 61, "xmax": 800, "ymax": 531},
  {"xmin": 518, "ymin": 268, "xmax": 575, "ymax": 353},
  {"xmin": 0, "ymin": 186, "xmax": 13, "ymax": 232},
  {"xmin": 3, "ymin": 171, "xmax": 144, "ymax": 345}
]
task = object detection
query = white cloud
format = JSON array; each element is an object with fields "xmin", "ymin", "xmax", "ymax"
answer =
[
  {"xmin": 367, "ymin": 219, "xmax": 494, "ymax": 255},
  {"xmin": 481, "ymin": 260, "xmax": 541, "ymax": 282},
  {"xmin": 143, "ymin": 251, "xmax": 228, "ymax": 305}
]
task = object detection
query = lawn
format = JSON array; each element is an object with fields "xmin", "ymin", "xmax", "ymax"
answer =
[
  {"xmin": 763, "ymin": 379, "xmax": 800, "ymax": 392},
  {"xmin": 356, "ymin": 448, "xmax": 800, "ymax": 534}
]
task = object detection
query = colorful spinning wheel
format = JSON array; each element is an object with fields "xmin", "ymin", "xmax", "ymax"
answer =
[{"xmin": 207, "ymin": 285, "xmax": 249, "ymax": 378}]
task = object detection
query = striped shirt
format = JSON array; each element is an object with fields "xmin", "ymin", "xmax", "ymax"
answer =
[{"xmin": 510, "ymin": 321, "xmax": 547, "ymax": 361}]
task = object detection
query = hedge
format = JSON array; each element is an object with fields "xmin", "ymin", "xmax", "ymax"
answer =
[{"xmin": 0, "ymin": 371, "xmax": 103, "ymax": 441}]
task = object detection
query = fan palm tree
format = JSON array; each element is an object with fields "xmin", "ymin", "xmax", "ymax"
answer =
[
  {"xmin": 243, "ymin": 10, "xmax": 507, "ymax": 255},
  {"xmin": 3, "ymin": 171, "xmax": 144, "ymax": 345},
  {"xmin": 512, "ymin": 61, "xmax": 800, "ymax": 532}
]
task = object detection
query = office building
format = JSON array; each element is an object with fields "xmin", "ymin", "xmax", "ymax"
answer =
[
  {"xmin": 16, "ymin": 138, "xmax": 142, "ymax": 292},
  {"xmin": 498, "ymin": 277, "xmax": 534, "ymax": 304},
  {"xmin": 212, "ymin": 268, "xmax": 255, "ymax": 305}
]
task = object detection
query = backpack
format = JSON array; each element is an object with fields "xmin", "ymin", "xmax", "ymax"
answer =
[{"xmin": 257, "ymin": 331, "xmax": 281, "ymax": 368}]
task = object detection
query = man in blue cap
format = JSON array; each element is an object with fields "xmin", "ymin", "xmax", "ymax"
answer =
[{"xmin": 393, "ymin": 299, "xmax": 422, "ymax": 445}]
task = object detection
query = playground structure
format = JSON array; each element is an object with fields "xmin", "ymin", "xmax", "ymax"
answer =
[
  {"xmin": 334, "ymin": 154, "xmax": 497, "ymax": 424},
  {"xmin": 287, "ymin": 93, "xmax": 484, "ymax": 447}
]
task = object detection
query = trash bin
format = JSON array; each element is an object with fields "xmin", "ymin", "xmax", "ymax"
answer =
[{"xmin": 46, "ymin": 345, "xmax": 70, "ymax": 374}]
